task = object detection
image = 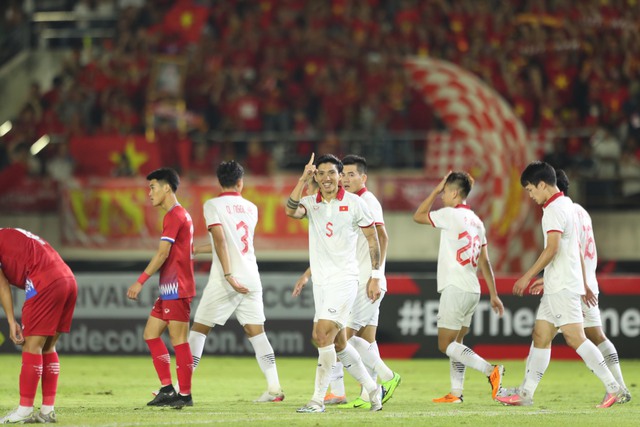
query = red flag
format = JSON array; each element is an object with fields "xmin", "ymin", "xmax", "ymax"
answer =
[
  {"xmin": 339, "ymin": 205, "xmax": 349, "ymax": 211},
  {"xmin": 162, "ymin": 0, "xmax": 209, "ymax": 44},
  {"xmin": 69, "ymin": 135, "xmax": 161, "ymax": 176}
]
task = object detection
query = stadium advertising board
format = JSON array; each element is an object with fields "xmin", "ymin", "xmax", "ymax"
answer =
[{"xmin": 1, "ymin": 273, "xmax": 638, "ymax": 358}]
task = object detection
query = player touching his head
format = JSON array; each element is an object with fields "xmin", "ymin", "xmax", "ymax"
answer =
[
  {"xmin": 127, "ymin": 167, "xmax": 196, "ymax": 408},
  {"xmin": 414, "ymin": 171, "xmax": 505, "ymax": 404},
  {"xmin": 496, "ymin": 161, "xmax": 622, "ymax": 408},
  {"xmin": 189, "ymin": 160, "xmax": 284, "ymax": 403}
]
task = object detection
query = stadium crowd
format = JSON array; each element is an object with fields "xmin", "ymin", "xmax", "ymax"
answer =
[{"xmin": 1, "ymin": 0, "xmax": 640, "ymax": 201}]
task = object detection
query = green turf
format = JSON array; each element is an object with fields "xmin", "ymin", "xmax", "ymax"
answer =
[{"xmin": 0, "ymin": 355, "xmax": 638, "ymax": 426}]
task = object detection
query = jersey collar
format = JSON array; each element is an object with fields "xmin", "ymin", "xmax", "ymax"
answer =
[
  {"xmin": 315, "ymin": 186, "xmax": 346, "ymax": 203},
  {"xmin": 543, "ymin": 191, "xmax": 564, "ymax": 208},
  {"xmin": 455, "ymin": 203, "xmax": 471, "ymax": 209},
  {"xmin": 219, "ymin": 191, "xmax": 241, "ymax": 197},
  {"xmin": 355, "ymin": 187, "xmax": 368, "ymax": 197}
]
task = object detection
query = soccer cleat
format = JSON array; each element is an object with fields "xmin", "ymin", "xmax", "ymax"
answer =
[
  {"xmin": 497, "ymin": 386, "xmax": 520, "ymax": 398},
  {"xmin": 336, "ymin": 397, "xmax": 371, "ymax": 409},
  {"xmin": 618, "ymin": 388, "xmax": 632, "ymax": 404},
  {"xmin": 33, "ymin": 410, "xmax": 57, "ymax": 423},
  {"xmin": 255, "ymin": 390, "xmax": 285, "ymax": 402},
  {"xmin": 432, "ymin": 393, "xmax": 463, "ymax": 404},
  {"xmin": 381, "ymin": 372, "xmax": 402, "ymax": 404},
  {"xmin": 0, "ymin": 408, "xmax": 36, "ymax": 424},
  {"xmin": 369, "ymin": 385, "xmax": 385, "ymax": 412},
  {"xmin": 168, "ymin": 394, "xmax": 193, "ymax": 409},
  {"xmin": 296, "ymin": 402, "xmax": 325, "ymax": 413},
  {"xmin": 323, "ymin": 393, "xmax": 347, "ymax": 405},
  {"xmin": 147, "ymin": 387, "xmax": 178, "ymax": 406},
  {"xmin": 596, "ymin": 391, "xmax": 622, "ymax": 408},
  {"xmin": 496, "ymin": 393, "xmax": 533, "ymax": 406},
  {"xmin": 488, "ymin": 365, "xmax": 505, "ymax": 400}
]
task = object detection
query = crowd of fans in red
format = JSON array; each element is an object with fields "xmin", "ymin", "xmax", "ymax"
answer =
[{"xmin": 1, "ymin": 0, "xmax": 640, "ymax": 201}]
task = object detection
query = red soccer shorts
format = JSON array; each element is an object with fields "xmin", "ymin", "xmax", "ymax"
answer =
[
  {"xmin": 150, "ymin": 297, "xmax": 192, "ymax": 323},
  {"xmin": 22, "ymin": 277, "xmax": 78, "ymax": 337}
]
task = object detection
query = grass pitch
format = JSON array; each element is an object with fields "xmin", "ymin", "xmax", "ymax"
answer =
[{"xmin": 0, "ymin": 355, "xmax": 638, "ymax": 426}]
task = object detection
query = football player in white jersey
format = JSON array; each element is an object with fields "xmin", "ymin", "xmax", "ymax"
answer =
[
  {"xmin": 189, "ymin": 160, "xmax": 284, "ymax": 403},
  {"xmin": 414, "ymin": 171, "xmax": 505, "ymax": 404},
  {"xmin": 286, "ymin": 153, "xmax": 385, "ymax": 413},
  {"xmin": 296, "ymin": 155, "xmax": 402, "ymax": 408},
  {"xmin": 497, "ymin": 161, "xmax": 622, "ymax": 408}
]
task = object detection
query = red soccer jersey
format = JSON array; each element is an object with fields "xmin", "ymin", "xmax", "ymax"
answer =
[
  {"xmin": 158, "ymin": 204, "xmax": 195, "ymax": 300},
  {"xmin": 0, "ymin": 228, "xmax": 74, "ymax": 300}
]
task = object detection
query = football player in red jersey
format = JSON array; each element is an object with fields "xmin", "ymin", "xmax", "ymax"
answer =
[{"xmin": 0, "ymin": 228, "xmax": 78, "ymax": 423}]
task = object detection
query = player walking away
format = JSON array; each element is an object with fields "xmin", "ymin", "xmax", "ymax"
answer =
[
  {"xmin": 0, "ymin": 228, "xmax": 78, "ymax": 424},
  {"xmin": 496, "ymin": 161, "xmax": 623, "ymax": 408},
  {"xmin": 413, "ymin": 172, "xmax": 505, "ymax": 404},
  {"xmin": 188, "ymin": 160, "xmax": 284, "ymax": 402},
  {"xmin": 319, "ymin": 154, "xmax": 401, "ymax": 408},
  {"xmin": 499, "ymin": 169, "xmax": 631, "ymax": 404},
  {"xmin": 127, "ymin": 168, "xmax": 196, "ymax": 408},
  {"xmin": 286, "ymin": 153, "xmax": 385, "ymax": 413}
]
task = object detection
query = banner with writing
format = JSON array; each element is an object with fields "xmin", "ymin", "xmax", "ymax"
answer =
[{"xmin": 60, "ymin": 177, "xmax": 309, "ymax": 250}]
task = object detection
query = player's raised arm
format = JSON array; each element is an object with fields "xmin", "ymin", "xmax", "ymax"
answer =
[
  {"xmin": 413, "ymin": 172, "xmax": 451, "ymax": 225},
  {"xmin": 285, "ymin": 153, "xmax": 315, "ymax": 219}
]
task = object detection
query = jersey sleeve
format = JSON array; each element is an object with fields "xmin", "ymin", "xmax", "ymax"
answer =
[
  {"xmin": 429, "ymin": 207, "xmax": 452, "ymax": 230},
  {"xmin": 203, "ymin": 200, "xmax": 221, "ymax": 229},
  {"xmin": 542, "ymin": 206, "xmax": 564, "ymax": 234},
  {"xmin": 355, "ymin": 197, "xmax": 375, "ymax": 228},
  {"xmin": 298, "ymin": 195, "xmax": 311, "ymax": 217},
  {"xmin": 365, "ymin": 196, "xmax": 384, "ymax": 225},
  {"xmin": 161, "ymin": 210, "xmax": 182, "ymax": 243}
]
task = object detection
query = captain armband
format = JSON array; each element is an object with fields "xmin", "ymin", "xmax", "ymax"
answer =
[{"xmin": 287, "ymin": 197, "xmax": 300, "ymax": 209}]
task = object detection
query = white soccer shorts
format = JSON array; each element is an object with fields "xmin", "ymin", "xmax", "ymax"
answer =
[
  {"xmin": 536, "ymin": 288, "xmax": 584, "ymax": 327},
  {"xmin": 194, "ymin": 281, "xmax": 265, "ymax": 327},
  {"xmin": 313, "ymin": 280, "xmax": 358, "ymax": 329},
  {"xmin": 436, "ymin": 285, "xmax": 480, "ymax": 330}
]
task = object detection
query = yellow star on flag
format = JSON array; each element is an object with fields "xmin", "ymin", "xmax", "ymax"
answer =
[
  {"xmin": 110, "ymin": 140, "xmax": 149, "ymax": 174},
  {"xmin": 554, "ymin": 74, "xmax": 569, "ymax": 90},
  {"xmin": 180, "ymin": 11, "xmax": 194, "ymax": 29}
]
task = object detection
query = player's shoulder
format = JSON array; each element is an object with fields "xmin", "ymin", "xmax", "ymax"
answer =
[{"xmin": 361, "ymin": 189, "xmax": 382, "ymax": 206}]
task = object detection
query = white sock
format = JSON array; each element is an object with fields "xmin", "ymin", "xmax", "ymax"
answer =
[
  {"xmin": 16, "ymin": 406, "xmax": 33, "ymax": 417},
  {"xmin": 337, "ymin": 343, "xmax": 377, "ymax": 394},
  {"xmin": 40, "ymin": 405, "xmax": 54, "ymax": 415},
  {"xmin": 598, "ymin": 340, "xmax": 627, "ymax": 389},
  {"xmin": 445, "ymin": 342, "xmax": 493, "ymax": 376},
  {"xmin": 450, "ymin": 359, "xmax": 466, "ymax": 397},
  {"xmin": 188, "ymin": 331, "xmax": 206, "ymax": 370},
  {"xmin": 521, "ymin": 346, "xmax": 550, "ymax": 398},
  {"xmin": 348, "ymin": 337, "xmax": 394, "ymax": 382},
  {"xmin": 248, "ymin": 332, "xmax": 281, "ymax": 393},
  {"xmin": 328, "ymin": 361, "xmax": 345, "ymax": 396},
  {"xmin": 576, "ymin": 340, "xmax": 620, "ymax": 393},
  {"xmin": 312, "ymin": 345, "xmax": 336, "ymax": 404}
]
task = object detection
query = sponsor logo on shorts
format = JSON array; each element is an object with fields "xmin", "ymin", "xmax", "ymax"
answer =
[
  {"xmin": 164, "ymin": 308, "xmax": 170, "ymax": 314},
  {"xmin": 328, "ymin": 308, "xmax": 337, "ymax": 313},
  {"xmin": 556, "ymin": 314, "xmax": 562, "ymax": 318}
]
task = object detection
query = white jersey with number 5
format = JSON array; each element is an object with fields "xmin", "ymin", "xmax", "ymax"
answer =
[
  {"xmin": 574, "ymin": 202, "xmax": 598, "ymax": 294},
  {"xmin": 203, "ymin": 192, "xmax": 261, "ymax": 291},
  {"xmin": 429, "ymin": 204, "xmax": 486, "ymax": 294}
]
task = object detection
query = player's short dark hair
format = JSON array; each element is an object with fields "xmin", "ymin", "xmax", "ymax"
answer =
[
  {"xmin": 147, "ymin": 167, "xmax": 180, "ymax": 192},
  {"xmin": 556, "ymin": 169, "xmax": 570, "ymax": 195},
  {"xmin": 446, "ymin": 171, "xmax": 474, "ymax": 198},
  {"xmin": 342, "ymin": 154, "xmax": 367, "ymax": 174},
  {"xmin": 315, "ymin": 154, "xmax": 343, "ymax": 173},
  {"xmin": 520, "ymin": 161, "xmax": 556, "ymax": 187},
  {"xmin": 217, "ymin": 160, "xmax": 244, "ymax": 188}
]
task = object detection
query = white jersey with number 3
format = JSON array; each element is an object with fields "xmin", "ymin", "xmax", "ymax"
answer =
[
  {"xmin": 429, "ymin": 204, "xmax": 486, "ymax": 294},
  {"xmin": 574, "ymin": 202, "xmax": 598, "ymax": 294},
  {"xmin": 203, "ymin": 192, "xmax": 261, "ymax": 291}
]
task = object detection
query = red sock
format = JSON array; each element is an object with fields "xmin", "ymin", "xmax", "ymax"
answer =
[
  {"xmin": 174, "ymin": 343, "xmax": 193, "ymax": 395},
  {"xmin": 41, "ymin": 352, "xmax": 60, "ymax": 406},
  {"xmin": 145, "ymin": 338, "xmax": 172, "ymax": 386},
  {"xmin": 20, "ymin": 352, "xmax": 43, "ymax": 407}
]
